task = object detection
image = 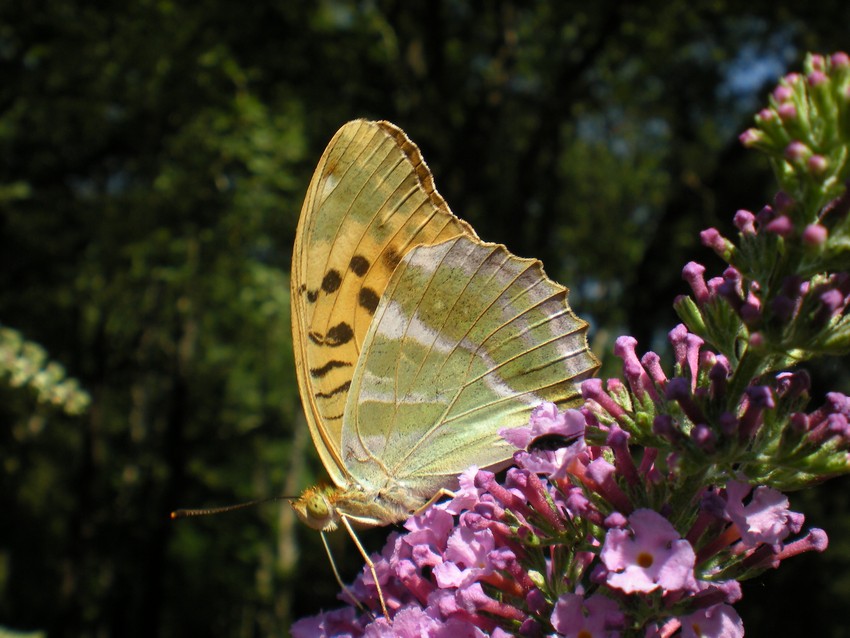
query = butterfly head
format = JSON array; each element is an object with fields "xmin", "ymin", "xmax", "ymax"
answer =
[{"xmin": 291, "ymin": 484, "xmax": 340, "ymax": 532}]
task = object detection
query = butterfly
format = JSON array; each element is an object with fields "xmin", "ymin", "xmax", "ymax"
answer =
[{"xmin": 289, "ymin": 119, "xmax": 598, "ymax": 612}]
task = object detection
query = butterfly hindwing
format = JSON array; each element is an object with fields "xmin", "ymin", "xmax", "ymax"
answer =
[
  {"xmin": 291, "ymin": 120, "xmax": 476, "ymax": 484},
  {"xmin": 340, "ymin": 236, "xmax": 599, "ymax": 500}
]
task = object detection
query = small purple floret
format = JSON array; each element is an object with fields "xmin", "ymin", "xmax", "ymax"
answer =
[
  {"xmin": 600, "ymin": 509, "xmax": 697, "ymax": 594},
  {"xmin": 551, "ymin": 593, "xmax": 625, "ymax": 638},
  {"xmin": 681, "ymin": 604, "xmax": 744, "ymax": 638},
  {"xmin": 725, "ymin": 481, "xmax": 793, "ymax": 547}
]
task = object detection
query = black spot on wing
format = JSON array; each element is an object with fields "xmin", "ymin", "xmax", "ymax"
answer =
[
  {"xmin": 315, "ymin": 381, "xmax": 351, "ymax": 399},
  {"xmin": 307, "ymin": 323, "xmax": 353, "ymax": 347},
  {"xmin": 324, "ymin": 322, "xmax": 354, "ymax": 346},
  {"xmin": 350, "ymin": 255, "xmax": 370, "ymax": 277},
  {"xmin": 311, "ymin": 359, "xmax": 352, "ymax": 378},
  {"xmin": 306, "ymin": 289, "xmax": 318, "ymax": 303},
  {"xmin": 383, "ymin": 247, "xmax": 401, "ymax": 271},
  {"xmin": 359, "ymin": 287, "xmax": 380, "ymax": 314},
  {"xmin": 322, "ymin": 269, "xmax": 342, "ymax": 293}
]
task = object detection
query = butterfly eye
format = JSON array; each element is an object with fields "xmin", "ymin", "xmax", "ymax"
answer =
[
  {"xmin": 291, "ymin": 488, "xmax": 337, "ymax": 531},
  {"xmin": 307, "ymin": 493, "xmax": 330, "ymax": 518}
]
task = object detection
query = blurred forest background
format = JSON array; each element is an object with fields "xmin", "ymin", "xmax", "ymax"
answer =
[{"xmin": 2, "ymin": 1, "xmax": 850, "ymax": 636}]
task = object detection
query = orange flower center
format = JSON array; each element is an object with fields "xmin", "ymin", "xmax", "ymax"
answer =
[{"xmin": 637, "ymin": 551, "xmax": 654, "ymax": 568}]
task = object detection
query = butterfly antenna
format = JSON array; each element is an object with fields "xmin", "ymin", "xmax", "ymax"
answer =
[
  {"xmin": 173, "ymin": 501, "xmax": 381, "ymax": 619},
  {"xmin": 170, "ymin": 496, "xmax": 291, "ymax": 519}
]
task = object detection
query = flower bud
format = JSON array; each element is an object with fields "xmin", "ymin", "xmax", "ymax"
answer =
[
  {"xmin": 733, "ymin": 210, "xmax": 756, "ymax": 235},
  {"xmin": 807, "ymin": 154, "xmax": 828, "ymax": 174},
  {"xmin": 802, "ymin": 223, "xmax": 828, "ymax": 246},
  {"xmin": 830, "ymin": 52, "xmax": 849, "ymax": 68},
  {"xmin": 700, "ymin": 228, "xmax": 734, "ymax": 259},
  {"xmin": 807, "ymin": 70, "xmax": 827, "ymax": 87},
  {"xmin": 739, "ymin": 128, "xmax": 764, "ymax": 147},
  {"xmin": 777, "ymin": 102, "xmax": 797, "ymax": 121},
  {"xmin": 772, "ymin": 85, "xmax": 793, "ymax": 102},
  {"xmin": 765, "ymin": 215, "xmax": 794, "ymax": 237},
  {"xmin": 682, "ymin": 262, "xmax": 709, "ymax": 304},
  {"xmin": 784, "ymin": 141, "xmax": 811, "ymax": 162},
  {"xmin": 774, "ymin": 191, "xmax": 795, "ymax": 211}
]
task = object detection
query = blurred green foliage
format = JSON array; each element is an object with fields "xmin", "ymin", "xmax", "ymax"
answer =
[
  {"xmin": 1, "ymin": 1, "xmax": 850, "ymax": 636},
  {"xmin": 0, "ymin": 326, "xmax": 90, "ymax": 414}
]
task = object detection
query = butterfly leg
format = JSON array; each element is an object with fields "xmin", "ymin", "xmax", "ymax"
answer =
[
  {"xmin": 340, "ymin": 515, "xmax": 391, "ymax": 618},
  {"xmin": 411, "ymin": 487, "xmax": 456, "ymax": 516}
]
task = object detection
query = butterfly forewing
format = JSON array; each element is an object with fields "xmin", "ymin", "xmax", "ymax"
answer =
[
  {"xmin": 341, "ymin": 236, "xmax": 599, "ymax": 500},
  {"xmin": 291, "ymin": 120, "xmax": 476, "ymax": 485}
]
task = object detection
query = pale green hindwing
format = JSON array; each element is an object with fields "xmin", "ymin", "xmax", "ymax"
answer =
[{"xmin": 341, "ymin": 235, "xmax": 599, "ymax": 501}]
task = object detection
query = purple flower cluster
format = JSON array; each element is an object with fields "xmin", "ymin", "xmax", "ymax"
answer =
[
  {"xmin": 683, "ymin": 196, "xmax": 850, "ymax": 344},
  {"xmin": 588, "ymin": 323, "xmax": 850, "ymax": 490},
  {"xmin": 740, "ymin": 53, "xmax": 849, "ymax": 172},
  {"xmin": 736, "ymin": 53, "xmax": 850, "ymax": 305},
  {"xmin": 293, "ymin": 396, "xmax": 827, "ymax": 637}
]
